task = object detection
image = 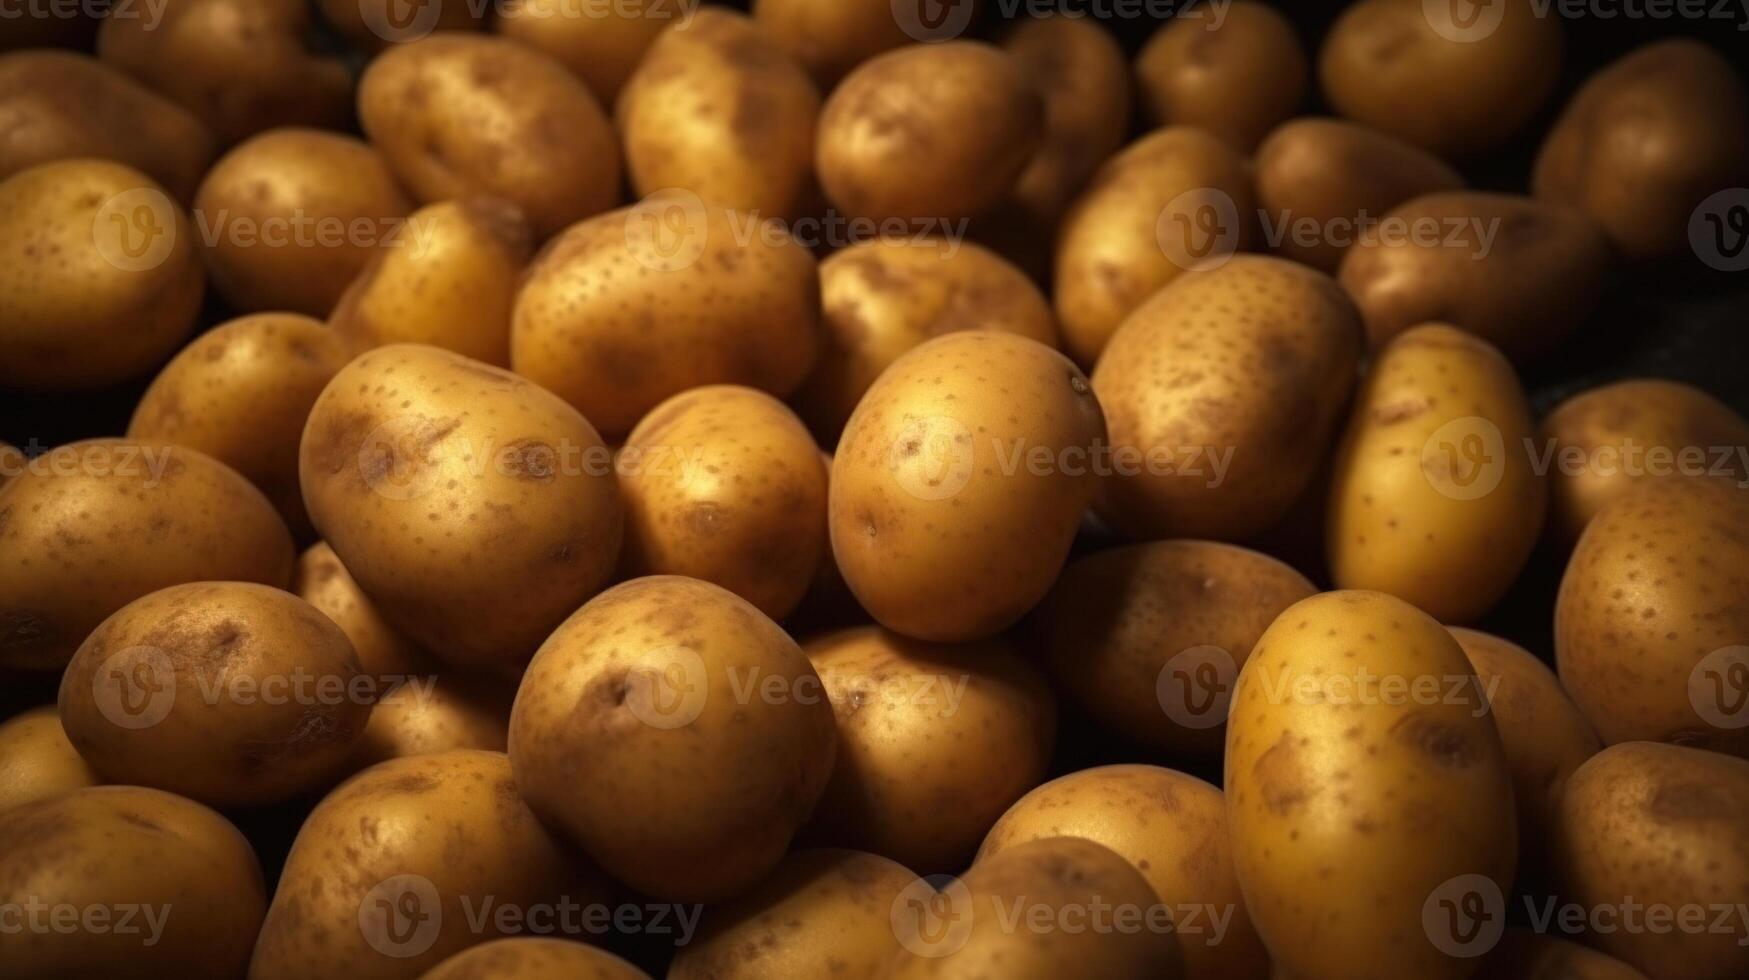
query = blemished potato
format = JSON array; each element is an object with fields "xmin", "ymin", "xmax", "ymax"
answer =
[
  {"xmin": 617, "ymin": 9, "xmax": 820, "ymax": 219},
  {"xmin": 511, "ymin": 195, "xmax": 821, "ymax": 439},
  {"xmin": 0, "ymin": 786, "xmax": 265, "ymax": 979},
  {"xmin": 1092, "ymin": 255, "xmax": 1360, "ymax": 541},
  {"xmin": 250, "ymin": 750, "xmax": 603, "ymax": 980},
  {"xmin": 1482, "ymin": 931, "xmax": 1652, "ymax": 980},
  {"xmin": 879, "ymin": 837, "xmax": 1182, "ymax": 978},
  {"xmin": 0, "ymin": 439, "xmax": 295, "ymax": 672},
  {"xmin": 1134, "ymin": 2, "xmax": 1306, "ymax": 151},
  {"xmin": 829, "ymin": 332, "xmax": 1104, "ymax": 641},
  {"xmin": 0, "ymin": 51, "xmax": 215, "ymax": 202},
  {"xmin": 1540, "ymin": 379, "xmax": 1749, "ymax": 543},
  {"xmin": 1255, "ymin": 117, "xmax": 1465, "ymax": 272},
  {"xmin": 349, "ymin": 673, "xmax": 513, "ymax": 769},
  {"xmin": 1035, "ymin": 541, "xmax": 1316, "ymax": 760},
  {"xmin": 1226, "ymin": 590, "xmax": 1517, "ymax": 980},
  {"xmin": 0, "ymin": 706, "xmax": 100, "ymax": 813},
  {"xmin": 803, "ymin": 627, "xmax": 1055, "ymax": 872},
  {"xmin": 293, "ymin": 542, "xmax": 428, "ymax": 680},
  {"xmin": 1338, "ymin": 192, "xmax": 1612, "ymax": 360},
  {"xmin": 421, "ymin": 938, "xmax": 653, "ymax": 980},
  {"xmin": 978, "ymin": 766, "xmax": 1269, "ymax": 980},
  {"xmin": 58, "ymin": 581, "xmax": 371, "ymax": 807},
  {"xmin": 96, "ymin": 0, "xmax": 350, "ymax": 144},
  {"xmin": 1555, "ymin": 478, "xmax": 1749, "ymax": 759},
  {"xmin": 1053, "ymin": 126, "xmax": 1257, "ymax": 366},
  {"xmin": 793, "ymin": 239, "xmax": 1059, "ymax": 441},
  {"xmin": 495, "ymin": 0, "xmax": 667, "ymax": 104},
  {"xmin": 0, "ymin": 159, "xmax": 204, "ymax": 390},
  {"xmin": 319, "ymin": 0, "xmax": 485, "ymax": 50},
  {"xmin": 194, "ymin": 128, "xmax": 412, "ymax": 316},
  {"xmin": 1535, "ymin": 40, "xmax": 1749, "ymax": 260},
  {"xmin": 618, "ymin": 386, "xmax": 827, "ymax": 621},
  {"xmin": 127, "ymin": 313, "xmax": 351, "ymax": 537},
  {"xmin": 816, "ymin": 42, "xmax": 1041, "ymax": 223},
  {"xmin": 359, "ymin": 33, "xmax": 619, "ymax": 239},
  {"xmin": 330, "ymin": 198, "xmax": 533, "ymax": 366},
  {"xmin": 1555, "ymin": 742, "xmax": 1749, "ymax": 980},
  {"xmin": 670, "ymin": 849, "xmax": 916, "ymax": 980},
  {"xmin": 508, "ymin": 577, "xmax": 837, "ymax": 903},
  {"xmin": 299, "ymin": 344, "xmax": 623, "ymax": 670},
  {"xmin": 1319, "ymin": 0, "xmax": 1563, "ymax": 157},
  {"xmin": 1328, "ymin": 324, "xmax": 1546, "ymax": 623},
  {"xmin": 752, "ymin": 0, "xmax": 913, "ymax": 85}
]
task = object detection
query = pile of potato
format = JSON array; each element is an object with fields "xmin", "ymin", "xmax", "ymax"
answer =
[{"xmin": 2, "ymin": 2, "xmax": 1748, "ymax": 979}]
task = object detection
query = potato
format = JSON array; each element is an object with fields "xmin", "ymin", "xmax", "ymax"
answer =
[
  {"xmin": 1328, "ymin": 324, "xmax": 1546, "ymax": 622},
  {"xmin": 0, "ymin": 706, "xmax": 99, "ymax": 813},
  {"xmin": 495, "ymin": 0, "xmax": 667, "ymax": 104},
  {"xmin": 803, "ymin": 626, "xmax": 1055, "ymax": 872},
  {"xmin": 293, "ymin": 542, "xmax": 428, "ymax": 680},
  {"xmin": 816, "ymin": 42, "xmax": 1040, "ymax": 223},
  {"xmin": 793, "ymin": 239, "xmax": 1058, "ymax": 442},
  {"xmin": 250, "ymin": 750, "xmax": 602, "ymax": 980},
  {"xmin": 0, "ymin": 159, "xmax": 204, "ymax": 390},
  {"xmin": 1053, "ymin": 127, "xmax": 1256, "ymax": 366},
  {"xmin": 319, "ymin": 0, "xmax": 485, "ymax": 50},
  {"xmin": 299, "ymin": 344, "xmax": 623, "ymax": 670},
  {"xmin": 350, "ymin": 673, "xmax": 513, "ymax": 769},
  {"xmin": 1482, "ymin": 931, "xmax": 1651, "ymax": 980},
  {"xmin": 752, "ymin": 0, "xmax": 913, "ymax": 86},
  {"xmin": 1555, "ymin": 742, "xmax": 1749, "ymax": 980},
  {"xmin": 0, "ymin": 51, "xmax": 215, "ymax": 202},
  {"xmin": 1134, "ymin": 2, "xmax": 1305, "ymax": 151},
  {"xmin": 330, "ymin": 198, "xmax": 533, "ymax": 366},
  {"xmin": 1092, "ymin": 255, "xmax": 1359, "ymax": 541},
  {"xmin": 1035, "ymin": 541, "xmax": 1315, "ymax": 760},
  {"xmin": 978, "ymin": 765, "xmax": 1269, "ymax": 980},
  {"xmin": 1338, "ymin": 192, "xmax": 1612, "ymax": 360},
  {"xmin": 195, "ymin": 128, "xmax": 412, "ymax": 316},
  {"xmin": 0, "ymin": 440, "xmax": 19, "ymax": 485},
  {"xmin": 1319, "ymin": 0, "xmax": 1562, "ymax": 157},
  {"xmin": 421, "ymin": 938, "xmax": 652, "ymax": 980},
  {"xmin": 829, "ymin": 332, "xmax": 1103, "ymax": 641},
  {"xmin": 617, "ymin": 10, "xmax": 820, "ymax": 219},
  {"xmin": 1534, "ymin": 40, "xmax": 1749, "ymax": 260},
  {"xmin": 127, "ymin": 313, "xmax": 351, "ymax": 537},
  {"xmin": 508, "ymin": 576, "xmax": 836, "ymax": 903},
  {"xmin": 0, "ymin": 786, "xmax": 264, "ymax": 978},
  {"xmin": 57, "ymin": 581, "xmax": 370, "ymax": 807},
  {"xmin": 670, "ymin": 849, "xmax": 916, "ymax": 980},
  {"xmin": 879, "ymin": 837, "xmax": 1182, "ymax": 978},
  {"xmin": 1226, "ymin": 590, "xmax": 1517, "ymax": 980},
  {"xmin": 96, "ymin": 0, "xmax": 350, "ymax": 144},
  {"xmin": 1255, "ymin": 117, "xmax": 1465, "ymax": 272},
  {"xmin": 618, "ymin": 386, "xmax": 827, "ymax": 620},
  {"xmin": 510, "ymin": 195, "xmax": 820, "ymax": 439},
  {"xmin": 359, "ymin": 34, "xmax": 619, "ymax": 239},
  {"xmin": 0, "ymin": 439, "xmax": 294, "ymax": 672},
  {"xmin": 1555, "ymin": 478, "xmax": 1749, "ymax": 759}
]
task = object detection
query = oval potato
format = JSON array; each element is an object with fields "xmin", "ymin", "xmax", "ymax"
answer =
[
  {"xmin": 495, "ymin": 0, "xmax": 667, "ymax": 104},
  {"xmin": 752, "ymin": 0, "xmax": 913, "ymax": 86},
  {"xmin": 292, "ymin": 541, "xmax": 428, "ymax": 681},
  {"xmin": 349, "ymin": 672, "xmax": 513, "ymax": 770},
  {"xmin": 999, "ymin": 14, "xmax": 1132, "ymax": 225},
  {"xmin": 1134, "ymin": 2, "xmax": 1306, "ymax": 151},
  {"xmin": 0, "ymin": 706, "xmax": 100, "ymax": 813}
]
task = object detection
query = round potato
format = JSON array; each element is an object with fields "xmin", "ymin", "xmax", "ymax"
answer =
[
  {"xmin": 318, "ymin": 0, "xmax": 485, "ymax": 50},
  {"xmin": 194, "ymin": 128, "xmax": 412, "ymax": 316},
  {"xmin": 1134, "ymin": 2, "xmax": 1305, "ymax": 151},
  {"xmin": 0, "ymin": 706, "xmax": 100, "ymax": 813},
  {"xmin": 1036, "ymin": 541, "xmax": 1316, "ymax": 760},
  {"xmin": 421, "ymin": 938, "xmax": 652, "ymax": 980},
  {"xmin": 293, "ymin": 541, "xmax": 428, "ymax": 680},
  {"xmin": 1482, "ymin": 931, "xmax": 1651, "ymax": 980},
  {"xmin": 752, "ymin": 0, "xmax": 913, "ymax": 85},
  {"xmin": 1092, "ymin": 255, "xmax": 1360, "ymax": 541},
  {"xmin": 359, "ymin": 33, "xmax": 619, "ymax": 239},
  {"xmin": 508, "ymin": 576, "xmax": 837, "ymax": 903},
  {"xmin": 495, "ymin": 0, "xmax": 667, "ymax": 104},
  {"xmin": 349, "ymin": 673, "xmax": 513, "ymax": 770},
  {"xmin": 0, "ymin": 439, "xmax": 294, "ymax": 672},
  {"xmin": 1226, "ymin": 590, "xmax": 1517, "ymax": 980},
  {"xmin": 299, "ymin": 344, "xmax": 623, "ymax": 670},
  {"xmin": 0, "ymin": 786, "xmax": 264, "ymax": 979},
  {"xmin": 829, "ymin": 332, "xmax": 1103, "ymax": 641}
]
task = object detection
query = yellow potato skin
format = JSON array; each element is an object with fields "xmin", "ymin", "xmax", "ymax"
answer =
[
  {"xmin": 670, "ymin": 849, "xmax": 916, "ymax": 980},
  {"xmin": 348, "ymin": 673, "xmax": 513, "ymax": 771},
  {"xmin": 617, "ymin": 9, "xmax": 820, "ymax": 219},
  {"xmin": 829, "ymin": 332, "xmax": 1104, "ymax": 642},
  {"xmin": 1554, "ymin": 743, "xmax": 1749, "ymax": 980},
  {"xmin": 495, "ymin": 0, "xmax": 666, "ymax": 104},
  {"xmin": 293, "ymin": 541, "xmax": 429, "ymax": 680},
  {"xmin": 1092, "ymin": 255, "xmax": 1360, "ymax": 542},
  {"xmin": 1135, "ymin": 1, "xmax": 1306, "ymax": 151},
  {"xmin": 508, "ymin": 577, "xmax": 837, "ymax": 904},
  {"xmin": 978, "ymin": 765, "xmax": 1269, "ymax": 980},
  {"xmin": 1226, "ymin": 590, "xmax": 1517, "ymax": 980},
  {"xmin": 0, "ymin": 439, "xmax": 294, "ymax": 672},
  {"xmin": 330, "ymin": 198, "xmax": 533, "ymax": 367},
  {"xmin": 803, "ymin": 627, "xmax": 1055, "ymax": 872},
  {"xmin": 1328, "ymin": 324, "xmax": 1546, "ymax": 623},
  {"xmin": 0, "ymin": 786, "xmax": 265, "ymax": 979},
  {"xmin": 299, "ymin": 344, "xmax": 623, "ymax": 670},
  {"xmin": 0, "ymin": 160, "xmax": 204, "ymax": 390},
  {"xmin": 1481, "ymin": 931, "xmax": 1651, "ymax": 980},
  {"xmin": 0, "ymin": 706, "xmax": 99, "ymax": 813},
  {"xmin": 752, "ymin": 0, "xmax": 913, "ymax": 86},
  {"xmin": 420, "ymin": 938, "xmax": 653, "ymax": 980}
]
